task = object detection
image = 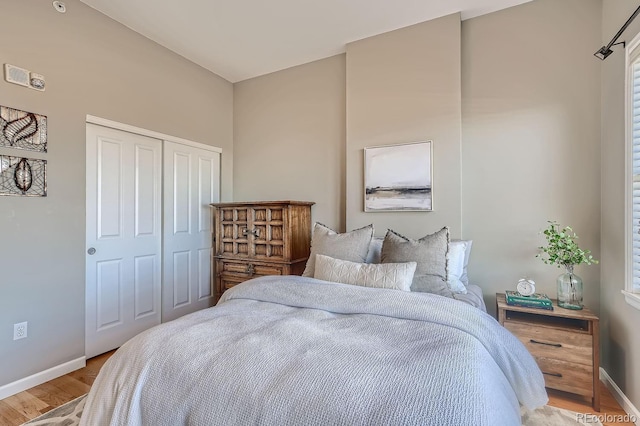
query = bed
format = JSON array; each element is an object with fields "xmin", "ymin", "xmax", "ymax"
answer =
[
  {"xmin": 80, "ymin": 274, "xmax": 546, "ymax": 426},
  {"xmin": 81, "ymin": 225, "xmax": 547, "ymax": 425}
]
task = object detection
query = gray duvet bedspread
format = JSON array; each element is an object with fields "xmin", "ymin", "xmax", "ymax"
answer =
[{"xmin": 80, "ymin": 275, "xmax": 547, "ymax": 426}]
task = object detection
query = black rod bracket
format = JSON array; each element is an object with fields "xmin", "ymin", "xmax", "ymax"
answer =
[{"xmin": 595, "ymin": 5, "xmax": 640, "ymax": 60}]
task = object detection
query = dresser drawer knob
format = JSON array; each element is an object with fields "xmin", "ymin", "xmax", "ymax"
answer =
[
  {"xmin": 542, "ymin": 371, "xmax": 563, "ymax": 378},
  {"xmin": 246, "ymin": 264, "xmax": 255, "ymax": 275},
  {"xmin": 530, "ymin": 339, "xmax": 562, "ymax": 348}
]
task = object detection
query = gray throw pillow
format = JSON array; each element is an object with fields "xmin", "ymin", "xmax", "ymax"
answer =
[
  {"xmin": 381, "ymin": 227, "xmax": 453, "ymax": 298},
  {"xmin": 302, "ymin": 223, "xmax": 374, "ymax": 277}
]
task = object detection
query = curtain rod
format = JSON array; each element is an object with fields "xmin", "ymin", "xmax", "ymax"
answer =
[{"xmin": 595, "ymin": 5, "xmax": 640, "ymax": 60}]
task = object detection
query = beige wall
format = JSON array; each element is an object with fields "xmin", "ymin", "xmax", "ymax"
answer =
[
  {"xmin": 462, "ymin": 0, "xmax": 602, "ymax": 316},
  {"xmin": 345, "ymin": 14, "xmax": 463, "ymax": 239},
  {"xmin": 233, "ymin": 55, "xmax": 346, "ymax": 230},
  {"xmin": 600, "ymin": 0, "xmax": 640, "ymax": 409},
  {"xmin": 233, "ymin": 2, "xmax": 605, "ymax": 318},
  {"xmin": 5, "ymin": 0, "xmax": 638, "ymax": 411},
  {"xmin": 0, "ymin": 0, "xmax": 232, "ymax": 387}
]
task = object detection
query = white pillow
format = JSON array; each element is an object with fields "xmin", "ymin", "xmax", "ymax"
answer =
[
  {"xmin": 447, "ymin": 241, "xmax": 468, "ymax": 294},
  {"xmin": 314, "ymin": 254, "xmax": 416, "ymax": 291},
  {"xmin": 451, "ymin": 239, "xmax": 473, "ymax": 285}
]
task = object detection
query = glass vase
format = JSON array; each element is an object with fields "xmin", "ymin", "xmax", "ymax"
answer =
[{"xmin": 556, "ymin": 265, "xmax": 583, "ymax": 310}]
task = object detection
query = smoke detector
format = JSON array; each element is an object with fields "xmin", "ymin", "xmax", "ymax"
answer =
[{"xmin": 53, "ymin": 1, "xmax": 66, "ymax": 13}]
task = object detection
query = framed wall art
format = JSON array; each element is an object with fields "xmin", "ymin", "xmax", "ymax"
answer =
[
  {"xmin": 0, "ymin": 155, "xmax": 47, "ymax": 196},
  {"xmin": 0, "ymin": 105, "xmax": 47, "ymax": 152},
  {"xmin": 364, "ymin": 141, "xmax": 432, "ymax": 212}
]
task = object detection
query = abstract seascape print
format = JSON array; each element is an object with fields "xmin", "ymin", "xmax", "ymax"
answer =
[{"xmin": 364, "ymin": 141, "xmax": 432, "ymax": 211}]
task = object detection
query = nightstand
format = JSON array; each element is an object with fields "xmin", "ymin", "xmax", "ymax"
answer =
[{"xmin": 496, "ymin": 293, "xmax": 600, "ymax": 411}]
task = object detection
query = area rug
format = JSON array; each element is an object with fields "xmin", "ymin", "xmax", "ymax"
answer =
[
  {"xmin": 521, "ymin": 405, "xmax": 603, "ymax": 426},
  {"xmin": 23, "ymin": 395, "xmax": 602, "ymax": 426},
  {"xmin": 21, "ymin": 394, "xmax": 85, "ymax": 426}
]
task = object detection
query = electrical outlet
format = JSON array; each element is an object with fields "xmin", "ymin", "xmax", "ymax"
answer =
[{"xmin": 13, "ymin": 322, "xmax": 27, "ymax": 340}]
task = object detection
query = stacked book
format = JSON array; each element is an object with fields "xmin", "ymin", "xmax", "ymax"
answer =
[{"xmin": 505, "ymin": 291, "xmax": 553, "ymax": 310}]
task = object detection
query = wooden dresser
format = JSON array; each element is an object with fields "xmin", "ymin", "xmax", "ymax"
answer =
[
  {"xmin": 496, "ymin": 293, "xmax": 600, "ymax": 411},
  {"xmin": 211, "ymin": 201, "xmax": 314, "ymax": 301}
]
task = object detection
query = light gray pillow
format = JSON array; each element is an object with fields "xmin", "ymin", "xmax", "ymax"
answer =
[
  {"xmin": 368, "ymin": 237, "xmax": 471, "ymax": 291},
  {"xmin": 447, "ymin": 240, "xmax": 468, "ymax": 294},
  {"xmin": 302, "ymin": 223, "xmax": 374, "ymax": 277},
  {"xmin": 314, "ymin": 254, "xmax": 416, "ymax": 291},
  {"xmin": 365, "ymin": 237, "xmax": 384, "ymax": 263},
  {"xmin": 381, "ymin": 227, "xmax": 453, "ymax": 298}
]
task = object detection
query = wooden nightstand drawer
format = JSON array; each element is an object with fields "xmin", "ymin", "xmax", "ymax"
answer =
[
  {"xmin": 503, "ymin": 321, "xmax": 592, "ymax": 366},
  {"xmin": 496, "ymin": 293, "xmax": 600, "ymax": 411},
  {"xmin": 537, "ymin": 357, "xmax": 593, "ymax": 396}
]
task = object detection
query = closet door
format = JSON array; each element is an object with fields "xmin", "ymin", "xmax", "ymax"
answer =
[
  {"xmin": 162, "ymin": 141, "xmax": 221, "ymax": 322},
  {"xmin": 85, "ymin": 124, "xmax": 162, "ymax": 358}
]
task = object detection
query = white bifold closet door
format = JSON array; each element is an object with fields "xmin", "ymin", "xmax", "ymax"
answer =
[
  {"xmin": 86, "ymin": 122, "xmax": 221, "ymax": 358},
  {"xmin": 85, "ymin": 124, "xmax": 162, "ymax": 358},
  {"xmin": 162, "ymin": 141, "xmax": 220, "ymax": 322}
]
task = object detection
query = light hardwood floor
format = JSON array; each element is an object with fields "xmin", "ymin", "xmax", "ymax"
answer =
[
  {"xmin": 0, "ymin": 351, "xmax": 113, "ymax": 425},
  {"xmin": 547, "ymin": 388, "xmax": 635, "ymax": 426},
  {"xmin": 0, "ymin": 351, "xmax": 635, "ymax": 426}
]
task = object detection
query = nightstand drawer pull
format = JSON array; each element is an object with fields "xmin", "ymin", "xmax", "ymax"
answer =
[
  {"xmin": 530, "ymin": 339, "xmax": 562, "ymax": 348},
  {"xmin": 542, "ymin": 371, "xmax": 563, "ymax": 378}
]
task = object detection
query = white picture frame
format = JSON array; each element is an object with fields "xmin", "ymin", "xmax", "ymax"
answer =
[{"xmin": 364, "ymin": 141, "xmax": 432, "ymax": 212}]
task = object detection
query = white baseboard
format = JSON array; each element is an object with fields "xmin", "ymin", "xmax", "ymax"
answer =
[
  {"xmin": 0, "ymin": 357, "xmax": 86, "ymax": 400},
  {"xmin": 600, "ymin": 367, "xmax": 640, "ymax": 426}
]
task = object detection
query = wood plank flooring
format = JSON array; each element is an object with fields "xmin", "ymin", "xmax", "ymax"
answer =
[
  {"xmin": 0, "ymin": 351, "xmax": 112, "ymax": 425},
  {"xmin": 0, "ymin": 350, "xmax": 635, "ymax": 425},
  {"xmin": 547, "ymin": 387, "xmax": 635, "ymax": 426}
]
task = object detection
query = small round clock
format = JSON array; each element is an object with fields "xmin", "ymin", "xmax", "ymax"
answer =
[{"xmin": 517, "ymin": 278, "xmax": 536, "ymax": 296}]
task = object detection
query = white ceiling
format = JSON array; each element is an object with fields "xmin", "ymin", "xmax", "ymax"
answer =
[{"xmin": 78, "ymin": 0, "xmax": 533, "ymax": 83}]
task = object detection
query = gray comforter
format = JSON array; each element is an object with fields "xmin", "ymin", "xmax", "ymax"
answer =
[{"xmin": 80, "ymin": 276, "xmax": 547, "ymax": 426}]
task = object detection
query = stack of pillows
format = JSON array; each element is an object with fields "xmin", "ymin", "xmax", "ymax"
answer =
[{"xmin": 302, "ymin": 223, "xmax": 472, "ymax": 298}]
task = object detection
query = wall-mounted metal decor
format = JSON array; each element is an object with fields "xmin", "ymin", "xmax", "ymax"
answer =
[
  {"xmin": 0, "ymin": 155, "xmax": 47, "ymax": 196},
  {"xmin": 0, "ymin": 105, "xmax": 47, "ymax": 152}
]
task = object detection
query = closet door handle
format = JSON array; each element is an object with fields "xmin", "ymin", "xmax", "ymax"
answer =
[{"xmin": 530, "ymin": 339, "xmax": 562, "ymax": 348}]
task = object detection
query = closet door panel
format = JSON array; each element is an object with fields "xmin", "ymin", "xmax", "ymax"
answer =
[{"xmin": 162, "ymin": 141, "xmax": 220, "ymax": 322}]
